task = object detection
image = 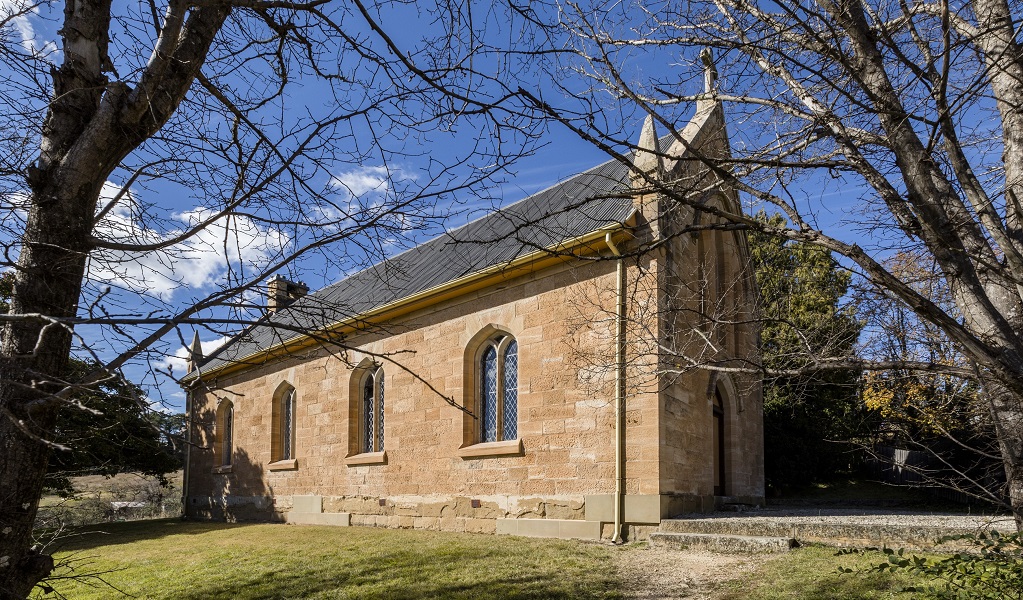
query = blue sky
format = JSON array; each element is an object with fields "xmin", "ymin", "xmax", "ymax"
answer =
[
  {"xmin": 0, "ymin": 0, "xmax": 631, "ymax": 413},
  {"xmin": 0, "ymin": 0, "xmax": 876, "ymax": 413}
]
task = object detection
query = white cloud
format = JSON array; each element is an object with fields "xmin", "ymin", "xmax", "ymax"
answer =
[
  {"xmin": 319, "ymin": 165, "xmax": 425, "ymax": 235},
  {"xmin": 329, "ymin": 165, "xmax": 391, "ymax": 198},
  {"xmin": 90, "ymin": 182, "xmax": 290, "ymax": 298},
  {"xmin": 1, "ymin": 0, "xmax": 52, "ymax": 53},
  {"xmin": 159, "ymin": 334, "xmax": 231, "ymax": 376}
]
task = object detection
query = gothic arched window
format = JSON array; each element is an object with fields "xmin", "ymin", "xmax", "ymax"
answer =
[
  {"xmin": 271, "ymin": 384, "xmax": 297, "ymax": 462},
  {"xmin": 480, "ymin": 336, "xmax": 517, "ymax": 443},
  {"xmin": 362, "ymin": 367, "xmax": 385, "ymax": 453},
  {"xmin": 216, "ymin": 400, "xmax": 233, "ymax": 467}
]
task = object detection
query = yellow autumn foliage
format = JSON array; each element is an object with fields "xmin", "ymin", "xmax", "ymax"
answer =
[{"xmin": 861, "ymin": 371, "xmax": 977, "ymax": 435}]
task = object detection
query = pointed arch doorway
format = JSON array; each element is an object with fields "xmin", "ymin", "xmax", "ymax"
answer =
[{"xmin": 713, "ymin": 389, "xmax": 726, "ymax": 496}]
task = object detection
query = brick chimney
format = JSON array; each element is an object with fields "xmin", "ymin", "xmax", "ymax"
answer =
[{"xmin": 267, "ymin": 275, "xmax": 309, "ymax": 313}]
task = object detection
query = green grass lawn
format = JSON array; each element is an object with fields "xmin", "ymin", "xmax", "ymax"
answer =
[
  {"xmin": 39, "ymin": 520, "xmax": 951, "ymax": 600},
  {"xmin": 716, "ymin": 546, "xmax": 928, "ymax": 600},
  {"xmin": 41, "ymin": 520, "xmax": 622, "ymax": 600}
]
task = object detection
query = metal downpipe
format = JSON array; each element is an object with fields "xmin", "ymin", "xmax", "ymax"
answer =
[{"xmin": 606, "ymin": 233, "xmax": 626, "ymax": 544}]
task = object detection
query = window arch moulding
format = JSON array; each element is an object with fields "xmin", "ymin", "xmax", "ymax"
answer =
[
  {"xmin": 346, "ymin": 358, "xmax": 387, "ymax": 466},
  {"xmin": 458, "ymin": 325, "xmax": 523, "ymax": 459},
  {"xmin": 269, "ymin": 381, "xmax": 299, "ymax": 471}
]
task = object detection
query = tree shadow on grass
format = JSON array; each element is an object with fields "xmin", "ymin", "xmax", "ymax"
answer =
[
  {"xmin": 171, "ymin": 536, "xmax": 620, "ymax": 600},
  {"xmin": 175, "ymin": 559, "xmax": 621, "ymax": 600},
  {"xmin": 45, "ymin": 526, "xmax": 624, "ymax": 599}
]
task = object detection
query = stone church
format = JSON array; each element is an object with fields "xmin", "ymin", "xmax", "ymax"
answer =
[{"xmin": 181, "ymin": 92, "xmax": 764, "ymax": 541}]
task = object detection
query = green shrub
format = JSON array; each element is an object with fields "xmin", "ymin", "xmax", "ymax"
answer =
[{"xmin": 839, "ymin": 531, "xmax": 1023, "ymax": 599}]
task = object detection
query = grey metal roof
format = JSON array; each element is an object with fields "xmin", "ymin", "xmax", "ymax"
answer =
[{"xmin": 196, "ymin": 154, "xmax": 639, "ymax": 375}]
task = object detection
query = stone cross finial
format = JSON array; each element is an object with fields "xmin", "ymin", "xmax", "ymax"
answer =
[{"xmin": 700, "ymin": 48, "xmax": 717, "ymax": 93}]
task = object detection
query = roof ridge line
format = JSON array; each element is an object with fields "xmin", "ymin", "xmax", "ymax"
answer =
[{"xmin": 312, "ymin": 155, "xmax": 626, "ymax": 295}]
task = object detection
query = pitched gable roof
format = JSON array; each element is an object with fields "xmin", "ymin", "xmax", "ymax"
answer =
[{"xmin": 193, "ymin": 153, "xmax": 641, "ymax": 377}]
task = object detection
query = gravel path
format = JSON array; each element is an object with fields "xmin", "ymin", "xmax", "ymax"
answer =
[
  {"xmin": 612, "ymin": 545, "xmax": 763, "ymax": 600},
  {"xmin": 670, "ymin": 506, "xmax": 1017, "ymax": 532}
]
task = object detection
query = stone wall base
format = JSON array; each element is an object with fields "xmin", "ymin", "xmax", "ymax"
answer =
[
  {"xmin": 496, "ymin": 518, "xmax": 601, "ymax": 539},
  {"xmin": 184, "ymin": 492, "xmax": 757, "ymax": 541},
  {"xmin": 287, "ymin": 511, "xmax": 353, "ymax": 526}
]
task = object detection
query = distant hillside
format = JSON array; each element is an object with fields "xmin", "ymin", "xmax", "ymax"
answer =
[{"xmin": 37, "ymin": 470, "xmax": 184, "ymax": 529}]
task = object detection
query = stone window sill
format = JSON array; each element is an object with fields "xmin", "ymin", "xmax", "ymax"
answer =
[
  {"xmin": 458, "ymin": 438, "xmax": 523, "ymax": 459},
  {"xmin": 211, "ymin": 465, "xmax": 233, "ymax": 474},
  {"xmin": 268, "ymin": 459, "xmax": 298, "ymax": 471},
  {"xmin": 345, "ymin": 451, "xmax": 387, "ymax": 466}
]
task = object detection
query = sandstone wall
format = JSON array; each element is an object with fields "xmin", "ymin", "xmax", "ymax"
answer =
[
  {"xmin": 184, "ymin": 101, "xmax": 765, "ymax": 536},
  {"xmin": 186, "ymin": 257, "xmax": 667, "ymax": 535}
]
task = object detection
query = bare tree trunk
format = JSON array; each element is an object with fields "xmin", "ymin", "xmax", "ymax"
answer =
[
  {"xmin": 0, "ymin": 1, "xmax": 228, "ymax": 594},
  {"xmin": 819, "ymin": 0, "xmax": 1023, "ymax": 529},
  {"xmin": 0, "ymin": 424, "xmax": 57, "ymax": 599},
  {"xmin": 972, "ymin": 0, "xmax": 1023, "ymax": 259},
  {"xmin": 0, "ymin": 188, "xmax": 94, "ymax": 596},
  {"xmin": 982, "ymin": 380, "xmax": 1023, "ymax": 530}
]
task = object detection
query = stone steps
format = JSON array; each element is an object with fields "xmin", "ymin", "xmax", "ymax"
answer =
[{"xmin": 650, "ymin": 531, "xmax": 797, "ymax": 553}]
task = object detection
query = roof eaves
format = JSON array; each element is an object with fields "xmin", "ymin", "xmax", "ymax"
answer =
[{"xmin": 187, "ymin": 214, "xmax": 635, "ymax": 383}]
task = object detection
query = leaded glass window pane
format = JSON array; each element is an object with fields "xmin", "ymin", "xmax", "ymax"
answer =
[
  {"xmin": 282, "ymin": 390, "xmax": 294, "ymax": 460},
  {"xmin": 481, "ymin": 346, "xmax": 498, "ymax": 443},
  {"xmin": 502, "ymin": 341, "xmax": 518, "ymax": 440},
  {"xmin": 223, "ymin": 405, "xmax": 233, "ymax": 466},
  {"xmin": 377, "ymin": 371, "xmax": 385, "ymax": 452},
  {"xmin": 363, "ymin": 374, "xmax": 375, "ymax": 453}
]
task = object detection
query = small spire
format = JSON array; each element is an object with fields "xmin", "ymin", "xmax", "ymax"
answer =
[
  {"xmin": 700, "ymin": 48, "xmax": 718, "ymax": 94},
  {"xmin": 631, "ymin": 114, "xmax": 663, "ymax": 185},
  {"xmin": 186, "ymin": 331, "xmax": 203, "ymax": 372}
]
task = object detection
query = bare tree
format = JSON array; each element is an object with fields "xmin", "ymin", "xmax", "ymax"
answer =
[
  {"xmin": 538, "ymin": 0, "xmax": 1023, "ymax": 529},
  {"xmin": 0, "ymin": 0, "xmax": 552, "ymax": 596},
  {"xmin": 858, "ymin": 251, "xmax": 1003, "ymax": 505}
]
